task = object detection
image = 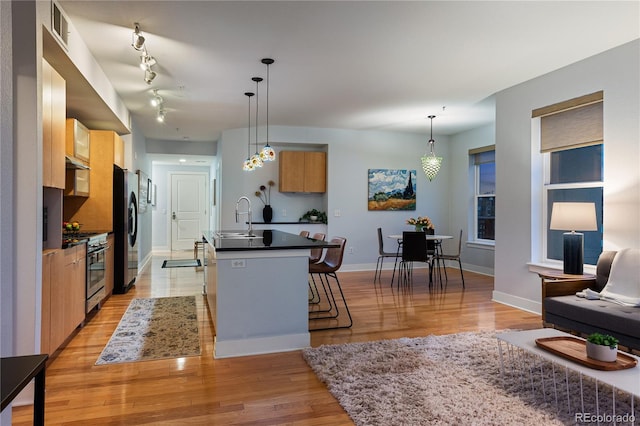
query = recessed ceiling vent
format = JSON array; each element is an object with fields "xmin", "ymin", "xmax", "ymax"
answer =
[{"xmin": 52, "ymin": 2, "xmax": 68, "ymax": 48}]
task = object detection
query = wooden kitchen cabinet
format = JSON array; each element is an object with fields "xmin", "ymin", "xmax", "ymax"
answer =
[
  {"xmin": 113, "ymin": 134, "xmax": 125, "ymax": 168},
  {"xmin": 41, "ymin": 249, "xmax": 63, "ymax": 355},
  {"xmin": 66, "ymin": 130, "xmax": 118, "ymax": 230},
  {"xmin": 62, "ymin": 245, "xmax": 86, "ymax": 339},
  {"xmin": 278, "ymin": 151, "xmax": 326, "ymax": 193},
  {"xmin": 42, "ymin": 59, "xmax": 66, "ymax": 189},
  {"xmin": 104, "ymin": 234, "xmax": 115, "ymax": 297},
  {"xmin": 66, "ymin": 119, "xmax": 90, "ymax": 163}
]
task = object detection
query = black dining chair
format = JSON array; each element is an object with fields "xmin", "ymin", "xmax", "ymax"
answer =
[
  {"xmin": 374, "ymin": 228, "xmax": 402, "ymax": 283},
  {"xmin": 397, "ymin": 231, "xmax": 432, "ymax": 289}
]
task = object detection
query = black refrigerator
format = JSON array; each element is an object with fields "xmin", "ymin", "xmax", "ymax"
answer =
[{"xmin": 113, "ymin": 165, "xmax": 138, "ymax": 294}]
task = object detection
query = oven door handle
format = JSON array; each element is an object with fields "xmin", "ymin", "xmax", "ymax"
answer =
[{"xmin": 89, "ymin": 246, "xmax": 109, "ymax": 256}]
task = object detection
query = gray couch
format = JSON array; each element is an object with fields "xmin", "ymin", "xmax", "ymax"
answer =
[{"xmin": 542, "ymin": 250, "xmax": 640, "ymax": 351}]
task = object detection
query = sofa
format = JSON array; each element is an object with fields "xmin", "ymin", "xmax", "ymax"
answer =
[{"xmin": 542, "ymin": 248, "xmax": 640, "ymax": 351}]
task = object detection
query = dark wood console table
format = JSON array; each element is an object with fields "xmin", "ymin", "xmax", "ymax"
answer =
[{"xmin": 1, "ymin": 354, "xmax": 48, "ymax": 425}]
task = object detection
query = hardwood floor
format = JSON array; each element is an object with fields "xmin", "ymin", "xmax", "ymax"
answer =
[{"xmin": 13, "ymin": 254, "xmax": 541, "ymax": 425}]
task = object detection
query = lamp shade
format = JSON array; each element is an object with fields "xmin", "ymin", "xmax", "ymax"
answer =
[{"xmin": 550, "ymin": 202, "xmax": 597, "ymax": 232}]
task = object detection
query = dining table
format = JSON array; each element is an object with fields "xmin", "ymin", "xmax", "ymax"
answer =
[{"xmin": 388, "ymin": 233, "xmax": 453, "ymax": 287}]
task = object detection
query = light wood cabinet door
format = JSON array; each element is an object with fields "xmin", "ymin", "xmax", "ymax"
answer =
[
  {"xmin": 42, "ymin": 59, "xmax": 66, "ymax": 189},
  {"xmin": 66, "ymin": 119, "xmax": 90, "ymax": 163},
  {"xmin": 303, "ymin": 152, "xmax": 326, "ymax": 193},
  {"xmin": 62, "ymin": 245, "xmax": 86, "ymax": 339},
  {"xmin": 279, "ymin": 151, "xmax": 305, "ymax": 192},
  {"xmin": 279, "ymin": 151, "xmax": 326, "ymax": 193},
  {"xmin": 113, "ymin": 134, "xmax": 125, "ymax": 168},
  {"xmin": 49, "ymin": 249, "xmax": 66, "ymax": 353},
  {"xmin": 41, "ymin": 251, "xmax": 53, "ymax": 355},
  {"xmin": 105, "ymin": 234, "xmax": 115, "ymax": 297}
]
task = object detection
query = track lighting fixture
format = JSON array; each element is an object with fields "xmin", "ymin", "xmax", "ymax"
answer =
[
  {"xmin": 156, "ymin": 109, "xmax": 166, "ymax": 123},
  {"xmin": 150, "ymin": 89, "xmax": 163, "ymax": 107},
  {"xmin": 144, "ymin": 69, "xmax": 157, "ymax": 85},
  {"xmin": 139, "ymin": 52, "xmax": 157, "ymax": 70},
  {"xmin": 132, "ymin": 23, "xmax": 145, "ymax": 51}
]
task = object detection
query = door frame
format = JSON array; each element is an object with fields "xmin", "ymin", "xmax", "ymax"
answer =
[{"xmin": 168, "ymin": 171, "xmax": 209, "ymax": 251}]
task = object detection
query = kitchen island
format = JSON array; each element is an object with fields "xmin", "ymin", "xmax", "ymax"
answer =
[{"xmin": 203, "ymin": 229, "xmax": 336, "ymax": 358}]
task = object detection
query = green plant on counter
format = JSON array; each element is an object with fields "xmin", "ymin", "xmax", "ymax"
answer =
[
  {"xmin": 586, "ymin": 332, "xmax": 619, "ymax": 348},
  {"xmin": 300, "ymin": 209, "xmax": 327, "ymax": 224}
]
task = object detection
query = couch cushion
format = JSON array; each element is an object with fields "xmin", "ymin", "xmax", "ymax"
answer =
[
  {"xmin": 546, "ymin": 295, "xmax": 640, "ymax": 339},
  {"xmin": 594, "ymin": 250, "xmax": 617, "ymax": 292}
]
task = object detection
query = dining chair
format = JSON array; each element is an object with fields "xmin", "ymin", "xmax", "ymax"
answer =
[
  {"xmin": 436, "ymin": 229, "xmax": 465, "ymax": 288},
  {"xmin": 308, "ymin": 232, "xmax": 327, "ymax": 305},
  {"xmin": 308, "ymin": 237, "xmax": 353, "ymax": 330},
  {"xmin": 374, "ymin": 228, "xmax": 402, "ymax": 283},
  {"xmin": 396, "ymin": 231, "xmax": 432, "ymax": 289}
]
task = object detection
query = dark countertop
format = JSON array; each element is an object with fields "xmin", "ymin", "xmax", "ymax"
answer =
[{"xmin": 203, "ymin": 229, "xmax": 338, "ymax": 252}]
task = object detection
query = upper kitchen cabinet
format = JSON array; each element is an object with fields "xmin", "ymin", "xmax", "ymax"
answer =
[
  {"xmin": 66, "ymin": 118, "xmax": 90, "ymax": 164},
  {"xmin": 42, "ymin": 59, "xmax": 66, "ymax": 189},
  {"xmin": 113, "ymin": 134, "xmax": 125, "ymax": 169},
  {"xmin": 65, "ymin": 130, "xmax": 119, "ymax": 231},
  {"xmin": 279, "ymin": 151, "xmax": 326, "ymax": 193}
]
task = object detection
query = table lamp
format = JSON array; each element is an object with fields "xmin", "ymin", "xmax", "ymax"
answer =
[{"xmin": 550, "ymin": 202, "xmax": 597, "ymax": 275}]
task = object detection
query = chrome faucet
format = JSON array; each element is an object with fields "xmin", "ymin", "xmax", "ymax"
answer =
[{"xmin": 235, "ymin": 196, "xmax": 252, "ymax": 235}]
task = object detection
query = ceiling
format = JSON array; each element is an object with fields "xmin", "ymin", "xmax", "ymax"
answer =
[{"xmin": 57, "ymin": 1, "xmax": 639, "ymax": 145}]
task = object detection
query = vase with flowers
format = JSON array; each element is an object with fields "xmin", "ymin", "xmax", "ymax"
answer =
[
  {"xmin": 406, "ymin": 216, "xmax": 434, "ymax": 232},
  {"xmin": 255, "ymin": 180, "xmax": 276, "ymax": 223}
]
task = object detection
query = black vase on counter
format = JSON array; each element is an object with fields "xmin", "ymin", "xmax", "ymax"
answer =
[{"xmin": 262, "ymin": 205, "xmax": 273, "ymax": 223}]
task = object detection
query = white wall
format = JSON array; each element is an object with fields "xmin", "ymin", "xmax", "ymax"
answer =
[
  {"xmin": 448, "ymin": 122, "xmax": 496, "ymax": 275},
  {"xmin": 494, "ymin": 40, "xmax": 640, "ymax": 314},
  {"xmin": 219, "ymin": 125, "xmax": 453, "ymax": 270}
]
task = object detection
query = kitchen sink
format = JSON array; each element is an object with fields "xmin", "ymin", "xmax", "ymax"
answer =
[{"xmin": 215, "ymin": 231, "xmax": 260, "ymax": 239}]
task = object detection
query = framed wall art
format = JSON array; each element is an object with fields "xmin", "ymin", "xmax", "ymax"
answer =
[{"xmin": 367, "ymin": 169, "xmax": 416, "ymax": 211}]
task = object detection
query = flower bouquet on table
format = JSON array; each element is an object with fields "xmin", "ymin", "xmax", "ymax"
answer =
[{"xmin": 406, "ymin": 216, "xmax": 434, "ymax": 232}]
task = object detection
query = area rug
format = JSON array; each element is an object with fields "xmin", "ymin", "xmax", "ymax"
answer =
[
  {"xmin": 161, "ymin": 259, "xmax": 201, "ymax": 268},
  {"xmin": 96, "ymin": 296, "xmax": 201, "ymax": 365},
  {"xmin": 302, "ymin": 331, "xmax": 636, "ymax": 425}
]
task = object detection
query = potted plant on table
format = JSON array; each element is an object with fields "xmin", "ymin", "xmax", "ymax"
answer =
[
  {"xmin": 300, "ymin": 209, "xmax": 327, "ymax": 224},
  {"xmin": 586, "ymin": 332, "xmax": 619, "ymax": 362}
]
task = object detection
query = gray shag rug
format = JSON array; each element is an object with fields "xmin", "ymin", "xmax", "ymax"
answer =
[
  {"xmin": 96, "ymin": 296, "xmax": 201, "ymax": 365},
  {"xmin": 303, "ymin": 331, "xmax": 637, "ymax": 425}
]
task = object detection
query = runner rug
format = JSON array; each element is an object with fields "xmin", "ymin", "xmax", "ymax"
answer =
[
  {"xmin": 96, "ymin": 296, "xmax": 201, "ymax": 365},
  {"xmin": 302, "ymin": 331, "xmax": 636, "ymax": 425}
]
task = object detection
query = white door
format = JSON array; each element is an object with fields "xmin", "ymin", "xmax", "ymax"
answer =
[{"xmin": 170, "ymin": 173, "xmax": 208, "ymax": 251}]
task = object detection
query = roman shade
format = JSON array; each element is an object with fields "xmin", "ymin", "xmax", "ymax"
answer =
[{"xmin": 534, "ymin": 91, "xmax": 604, "ymax": 153}]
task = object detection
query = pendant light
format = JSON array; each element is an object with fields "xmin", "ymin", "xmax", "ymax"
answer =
[
  {"xmin": 243, "ymin": 92, "xmax": 255, "ymax": 171},
  {"xmin": 250, "ymin": 77, "xmax": 264, "ymax": 168},
  {"xmin": 260, "ymin": 58, "xmax": 276, "ymax": 162},
  {"xmin": 421, "ymin": 115, "xmax": 442, "ymax": 181}
]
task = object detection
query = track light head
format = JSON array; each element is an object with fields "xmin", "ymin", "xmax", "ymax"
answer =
[
  {"xmin": 132, "ymin": 23, "xmax": 145, "ymax": 51},
  {"xmin": 144, "ymin": 69, "xmax": 157, "ymax": 85},
  {"xmin": 139, "ymin": 54, "xmax": 157, "ymax": 70},
  {"xmin": 156, "ymin": 110, "xmax": 166, "ymax": 123}
]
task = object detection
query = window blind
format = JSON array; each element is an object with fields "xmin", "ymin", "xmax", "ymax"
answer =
[{"xmin": 534, "ymin": 91, "xmax": 604, "ymax": 153}]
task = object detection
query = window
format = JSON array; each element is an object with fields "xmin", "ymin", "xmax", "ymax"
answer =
[
  {"xmin": 471, "ymin": 147, "xmax": 495, "ymax": 242},
  {"xmin": 535, "ymin": 92, "xmax": 604, "ymax": 266},
  {"xmin": 544, "ymin": 145, "xmax": 603, "ymax": 265}
]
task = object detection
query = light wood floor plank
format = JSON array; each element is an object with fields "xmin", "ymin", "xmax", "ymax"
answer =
[{"xmin": 12, "ymin": 254, "xmax": 541, "ymax": 425}]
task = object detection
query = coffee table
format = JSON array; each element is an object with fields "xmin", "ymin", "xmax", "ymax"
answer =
[{"xmin": 496, "ymin": 328, "xmax": 639, "ymax": 420}]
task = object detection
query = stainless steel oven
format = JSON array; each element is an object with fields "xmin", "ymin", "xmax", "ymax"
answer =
[{"xmin": 86, "ymin": 233, "xmax": 108, "ymax": 313}]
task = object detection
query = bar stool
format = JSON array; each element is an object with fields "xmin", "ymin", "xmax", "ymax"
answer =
[
  {"xmin": 308, "ymin": 233, "xmax": 326, "ymax": 305},
  {"xmin": 309, "ymin": 237, "xmax": 353, "ymax": 330}
]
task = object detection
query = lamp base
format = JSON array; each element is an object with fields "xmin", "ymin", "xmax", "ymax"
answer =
[{"xmin": 563, "ymin": 232, "xmax": 584, "ymax": 275}]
